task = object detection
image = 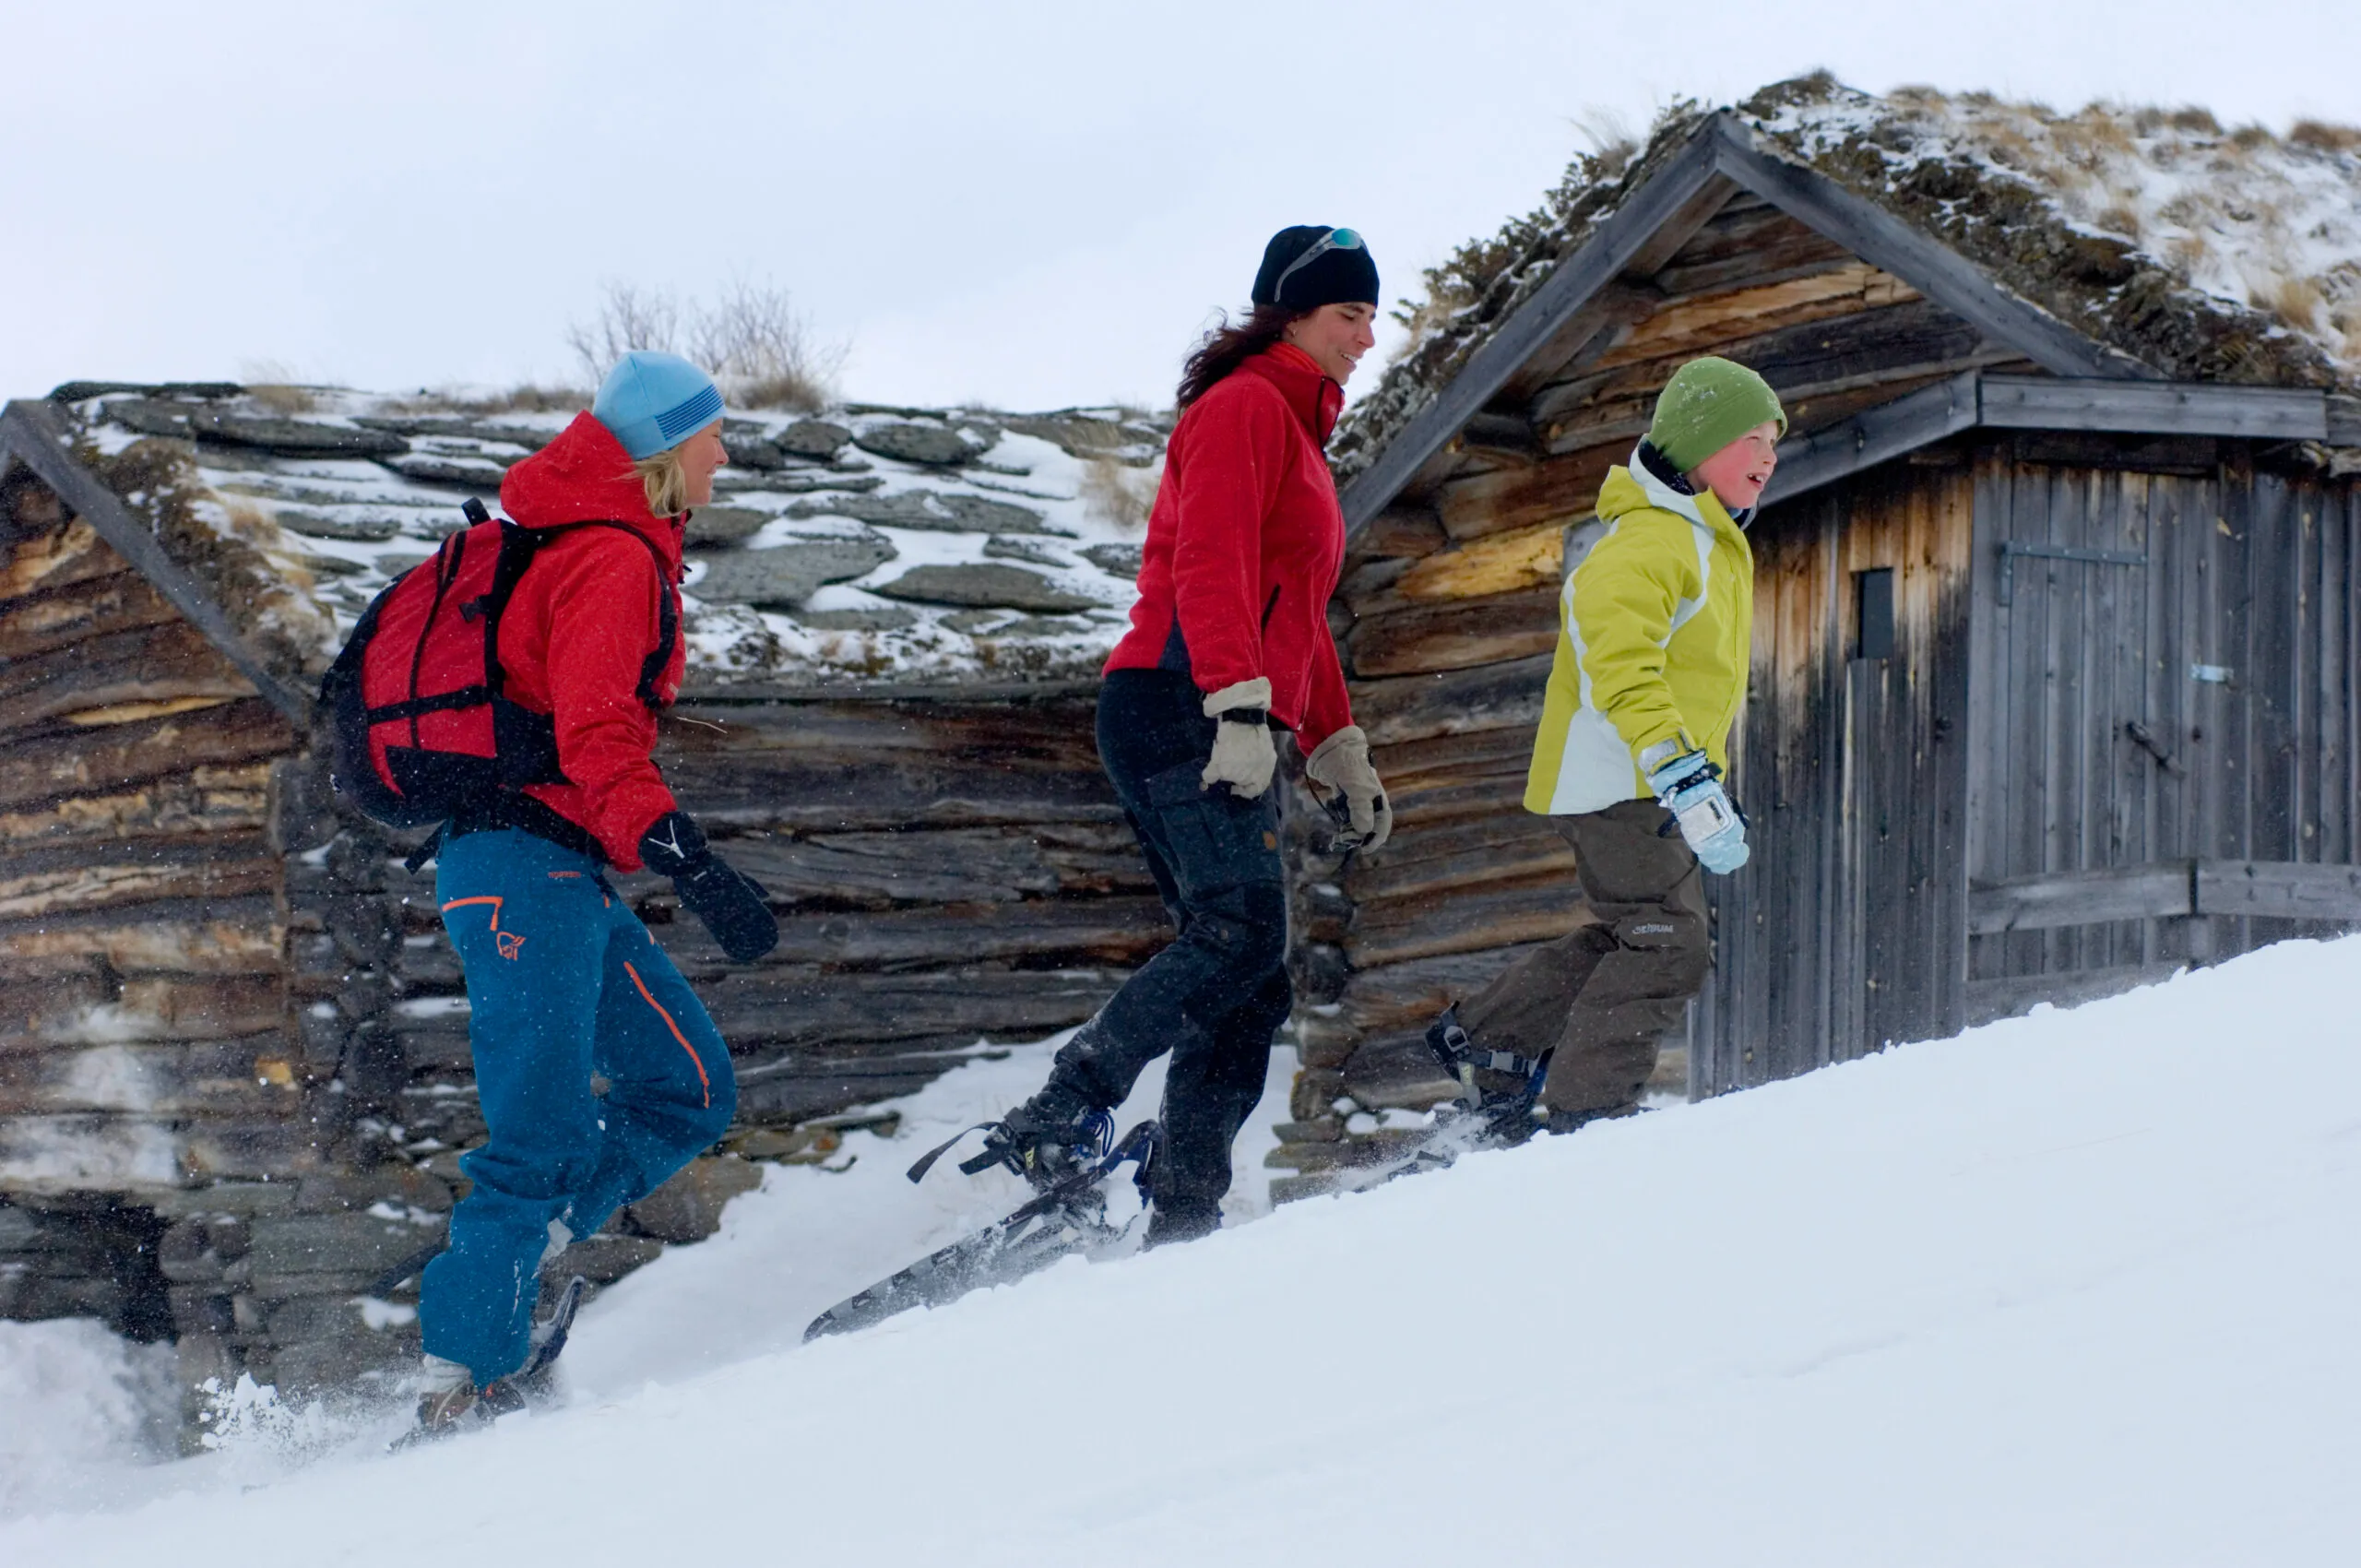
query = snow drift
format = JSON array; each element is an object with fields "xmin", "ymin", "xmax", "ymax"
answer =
[{"xmin": 6, "ymin": 936, "xmax": 2357, "ymax": 1565}]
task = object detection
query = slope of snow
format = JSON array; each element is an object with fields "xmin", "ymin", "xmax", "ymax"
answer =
[
  {"xmin": 6, "ymin": 937, "xmax": 2358, "ymax": 1563},
  {"xmin": 0, "ymin": 1321, "xmax": 176, "ymax": 1519}
]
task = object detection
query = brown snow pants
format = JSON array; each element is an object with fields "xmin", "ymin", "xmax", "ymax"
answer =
[{"xmin": 1453, "ymin": 798, "xmax": 1708, "ymax": 1117}]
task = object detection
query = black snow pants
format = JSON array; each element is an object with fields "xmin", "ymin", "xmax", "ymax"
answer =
[{"xmin": 1043, "ymin": 668, "xmax": 1290, "ymax": 1218}]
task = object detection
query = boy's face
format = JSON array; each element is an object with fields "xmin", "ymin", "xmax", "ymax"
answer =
[{"xmin": 1689, "ymin": 422, "xmax": 1781, "ymax": 511}]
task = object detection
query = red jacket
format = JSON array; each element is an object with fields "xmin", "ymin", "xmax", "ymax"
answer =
[
  {"xmin": 1104, "ymin": 342, "xmax": 1354, "ymax": 748},
  {"xmin": 496, "ymin": 411, "xmax": 686, "ymax": 871}
]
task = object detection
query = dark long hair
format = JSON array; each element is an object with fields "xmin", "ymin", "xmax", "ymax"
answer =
[{"xmin": 1176, "ymin": 303, "xmax": 1306, "ymax": 409}]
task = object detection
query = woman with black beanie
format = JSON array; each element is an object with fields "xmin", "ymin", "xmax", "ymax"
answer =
[{"xmin": 977, "ymin": 226, "xmax": 1393, "ymax": 1245}]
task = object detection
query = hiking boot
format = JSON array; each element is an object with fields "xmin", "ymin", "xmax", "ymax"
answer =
[
  {"xmin": 1143, "ymin": 1199, "xmax": 1220, "ymax": 1250},
  {"xmin": 985, "ymin": 1082, "xmax": 1112, "ymax": 1193},
  {"xmin": 1425, "ymin": 1005, "xmax": 1536, "ymax": 1108}
]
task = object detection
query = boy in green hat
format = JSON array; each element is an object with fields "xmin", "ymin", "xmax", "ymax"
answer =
[{"xmin": 1427, "ymin": 355, "xmax": 1785, "ymax": 1128}]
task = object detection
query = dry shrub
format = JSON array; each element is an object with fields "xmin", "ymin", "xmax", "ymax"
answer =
[
  {"xmin": 1080, "ymin": 455, "xmax": 1159, "ymax": 531},
  {"xmin": 2291, "ymin": 120, "xmax": 2361, "ymax": 154},
  {"xmin": 239, "ymin": 361, "xmax": 318, "ymax": 415},
  {"xmin": 568, "ymin": 280, "xmax": 847, "ymax": 412},
  {"xmin": 385, "ymin": 384, "xmax": 588, "ymax": 416},
  {"xmin": 1568, "ymin": 109, "xmax": 1637, "ymax": 179},
  {"xmin": 2165, "ymin": 232, "xmax": 2213, "ymax": 275},
  {"xmin": 2252, "ymin": 273, "xmax": 2326, "ymax": 331}
]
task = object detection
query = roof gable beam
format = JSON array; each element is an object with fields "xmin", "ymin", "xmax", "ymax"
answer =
[
  {"xmin": 1338, "ymin": 122, "xmax": 1726, "ymax": 529},
  {"xmin": 0, "ymin": 398, "xmax": 311, "ymax": 722},
  {"xmin": 1341, "ymin": 110, "xmax": 2174, "ymax": 531},
  {"xmin": 1762, "ymin": 372, "xmax": 2334, "ymax": 506}
]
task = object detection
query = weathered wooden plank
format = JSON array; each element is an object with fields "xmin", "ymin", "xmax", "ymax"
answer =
[
  {"xmin": 0, "ymin": 896, "xmax": 285, "ymax": 975},
  {"xmin": 0, "ymin": 569, "xmax": 176, "ymax": 661},
  {"xmin": 1342, "ymin": 813, "xmax": 1576, "ymax": 909},
  {"xmin": 1390, "ymin": 522, "xmax": 1564, "ymax": 606},
  {"xmin": 654, "ymin": 895, "xmax": 1172, "ymax": 973},
  {"xmin": 613, "ymin": 826, "xmax": 1153, "ymax": 910},
  {"xmin": 1345, "ymin": 874, "xmax": 1589, "ymax": 969},
  {"xmin": 1, "ymin": 974, "xmax": 285, "ymax": 1054},
  {"xmin": 0, "ymin": 699, "xmax": 297, "ymax": 814},
  {"xmin": 691, "ymin": 967, "xmax": 1125, "ymax": 1051},
  {"xmin": 1537, "ymin": 298, "xmax": 1997, "ymax": 457},
  {"xmin": 1647, "ymin": 206, "xmax": 1858, "ymax": 298},
  {"xmin": 1708, "ymin": 119, "xmax": 2158, "ymax": 380},
  {"xmin": 1434, "ymin": 445, "xmax": 1624, "ymax": 541},
  {"xmin": 1495, "ymin": 285, "xmax": 1665, "ymax": 404},
  {"xmin": 0, "ymin": 1036, "xmax": 303, "ymax": 1117},
  {"xmin": 1348, "ymin": 654, "xmax": 1552, "ymax": 749},
  {"xmin": 0, "ymin": 518, "xmax": 126, "ymax": 606},
  {"xmin": 0, "ymin": 766, "xmax": 272, "ymax": 849},
  {"xmin": 1591, "ymin": 263, "xmax": 1917, "ymax": 372},
  {"xmin": 2194, "ymin": 859, "xmax": 2361, "ymax": 923},
  {"xmin": 0, "ymin": 619, "xmax": 255, "ymax": 735},
  {"xmin": 1332, "ymin": 943, "xmax": 1553, "ymax": 1035},
  {"xmin": 1350, "ymin": 508, "xmax": 1449, "ymax": 561},
  {"xmin": 1346, "ymin": 586, "xmax": 1559, "ymax": 679},
  {"xmin": 1981, "ymin": 376, "xmax": 2326, "ymax": 441},
  {"xmin": 0, "ymin": 1111, "xmax": 313, "ymax": 1192},
  {"xmin": 0, "ymin": 835, "xmax": 279, "ymax": 922}
]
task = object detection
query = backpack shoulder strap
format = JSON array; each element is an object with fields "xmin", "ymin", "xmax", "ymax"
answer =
[{"xmin": 516, "ymin": 519, "xmax": 680, "ymax": 711}]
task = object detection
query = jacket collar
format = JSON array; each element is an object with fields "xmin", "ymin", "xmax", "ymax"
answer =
[
  {"xmin": 498, "ymin": 410, "xmax": 683, "ymax": 567},
  {"xmin": 1627, "ymin": 441, "xmax": 1752, "ymax": 534},
  {"xmin": 1240, "ymin": 342, "xmax": 1345, "ymax": 445}
]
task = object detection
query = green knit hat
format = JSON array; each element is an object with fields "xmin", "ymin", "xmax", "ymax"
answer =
[{"xmin": 1645, "ymin": 357, "xmax": 1787, "ymax": 473}]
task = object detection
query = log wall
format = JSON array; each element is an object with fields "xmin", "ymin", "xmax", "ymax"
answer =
[{"xmin": 2, "ymin": 460, "xmax": 1161, "ymax": 1430}]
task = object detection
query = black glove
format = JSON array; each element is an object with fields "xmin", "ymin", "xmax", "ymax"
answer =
[{"xmin": 638, "ymin": 810, "xmax": 778, "ymax": 962}]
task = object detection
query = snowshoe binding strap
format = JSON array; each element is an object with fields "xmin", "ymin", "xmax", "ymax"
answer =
[
  {"xmin": 1425, "ymin": 1008, "xmax": 1545, "ymax": 1085},
  {"xmin": 906, "ymin": 1123, "xmax": 1003, "ymax": 1184}
]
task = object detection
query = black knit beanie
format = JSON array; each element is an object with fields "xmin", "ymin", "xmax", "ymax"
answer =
[{"xmin": 1252, "ymin": 225, "xmax": 1380, "ymax": 311}]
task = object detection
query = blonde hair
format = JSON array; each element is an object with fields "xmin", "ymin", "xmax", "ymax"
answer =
[{"xmin": 634, "ymin": 445, "xmax": 692, "ymax": 518}]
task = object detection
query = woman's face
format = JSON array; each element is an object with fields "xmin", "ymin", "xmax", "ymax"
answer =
[
  {"xmin": 1285, "ymin": 303, "xmax": 1378, "ymax": 386},
  {"xmin": 679, "ymin": 421, "xmax": 729, "ymax": 508}
]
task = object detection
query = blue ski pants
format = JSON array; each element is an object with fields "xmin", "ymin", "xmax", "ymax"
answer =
[{"xmin": 420, "ymin": 828, "xmax": 736, "ymax": 1383}]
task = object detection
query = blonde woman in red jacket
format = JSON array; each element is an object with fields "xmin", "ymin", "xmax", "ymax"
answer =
[{"xmin": 976, "ymin": 227, "xmax": 1391, "ymax": 1244}]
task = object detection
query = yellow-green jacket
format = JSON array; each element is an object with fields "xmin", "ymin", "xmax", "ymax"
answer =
[{"xmin": 1523, "ymin": 454, "xmax": 1754, "ymax": 815}]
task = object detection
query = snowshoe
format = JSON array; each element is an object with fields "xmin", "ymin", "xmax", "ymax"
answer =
[
  {"xmin": 1326, "ymin": 1009, "xmax": 1556, "ymax": 1192},
  {"xmin": 803, "ymin": 1119, "xmax": 1161, "ymax": 1341},
  {"xmin": 391, "ymin": 1275, "xmax": 588, "ymax": 1449}
]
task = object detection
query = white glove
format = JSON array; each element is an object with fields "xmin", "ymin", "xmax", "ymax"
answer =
[
  {"xmin": 1304, "ymin": 723, "xmax": 1393, "ymax": 850},
  {"xmin": 1200, "ymin": 678, "xmax": 1276, "ymax": 798}
]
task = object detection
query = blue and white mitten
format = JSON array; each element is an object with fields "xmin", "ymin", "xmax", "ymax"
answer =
[{"xmin": 1641, "ymin": 741, "xmax": 1750, "ymax": 874}]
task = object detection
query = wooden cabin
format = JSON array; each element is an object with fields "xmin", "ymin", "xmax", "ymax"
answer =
[
  {"xmin": 0, "ymin": 385, "xmax": 1168, "ymax": 1422},
  {"xmin": 1273, "ymin": 80, "xmax": 2361, "ymax": 1187}
]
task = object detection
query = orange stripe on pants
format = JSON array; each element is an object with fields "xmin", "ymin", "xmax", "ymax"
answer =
[
  {"xmin": 623, "ymin": 959, "xmax": 711, "ymax": 1109},
  {"xmin": 440, "ymin": 895, "xmax": 504, "ymax": 930}
]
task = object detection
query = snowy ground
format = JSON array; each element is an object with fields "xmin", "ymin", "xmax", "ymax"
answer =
[{"xmin": 6, "ymin": 939, "xmax": 2358, "ymax": 1563}]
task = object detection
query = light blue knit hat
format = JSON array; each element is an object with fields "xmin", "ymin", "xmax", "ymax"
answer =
[{"xmin": 593, "ymin": 350, "xmax": 724, "ymax": 460}]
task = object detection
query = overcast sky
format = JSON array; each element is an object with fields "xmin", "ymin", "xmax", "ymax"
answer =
[{"xmin": 4, "ymin": 0, "xmax": 2356, "ymax": 411}]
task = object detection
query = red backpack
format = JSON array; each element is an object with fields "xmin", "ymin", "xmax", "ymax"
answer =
[{"xmin": 321, "ymin": 498, "xmax": 680, "ymax": 829}]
